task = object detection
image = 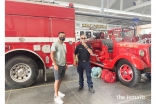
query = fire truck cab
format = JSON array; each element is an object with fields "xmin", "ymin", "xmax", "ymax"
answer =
[{"xmin": 5, "ymin": 0, "xmax": 75, "ymax": 88}]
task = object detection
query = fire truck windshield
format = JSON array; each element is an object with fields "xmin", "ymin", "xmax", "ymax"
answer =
[
  {"xmin": 121, "ymin": 29, "xmax": 134, "ymax": 37},
  {"xmin": 109, "ymin": 28, "xmax": 135, "ymax": 42},
  {"xmin": 111, "ymin": 28, "xmax": 134, "ymax": 38}
]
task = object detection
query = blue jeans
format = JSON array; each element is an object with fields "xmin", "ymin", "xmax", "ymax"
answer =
[{"xmin": 77, "ymin": 61, "xmax": 93, "ymax": 88}]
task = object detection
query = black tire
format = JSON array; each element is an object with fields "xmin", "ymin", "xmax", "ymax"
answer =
[
  {"xmin": 5, "ymin": 56, "xmax": 39, "ymax": 89},
  {"xmin": 116, "ymin": 59, "xmax": 141, "ymax": 87}
]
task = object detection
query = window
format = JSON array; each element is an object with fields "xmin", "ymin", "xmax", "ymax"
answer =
[
  {"xmin": 80, "ymin": 31, "xmax": 85, "ymax": 36},
  {"xmin": 141, "ymin": 28, "xmax": 151, "ymax": 34},
  {"xmin": 86, "ymin": 31, "xmax": 91, "ymax": 38}
]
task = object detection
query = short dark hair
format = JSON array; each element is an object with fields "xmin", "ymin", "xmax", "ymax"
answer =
[
  {"xmin": 80, "ymin": 34, "xmax": 86, "ymax": 37},
  {"xmin": 58, "ymin": 32, "xmax": 65, "ymax": 36}
]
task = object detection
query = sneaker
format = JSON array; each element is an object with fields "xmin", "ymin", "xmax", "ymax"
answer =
[
  {"xmin": 54, "ymin": 96, "xmax": 63, "ymax": 104},
  {"xmin": 54, "ymin": 91, "xmax": 65, "ymax": 98},
  {"xmin": 58, "ymin": 91, "xmax": 65, "ymax": 97}
]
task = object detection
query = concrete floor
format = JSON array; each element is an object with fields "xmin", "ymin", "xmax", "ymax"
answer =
[{"xmin": 5, "ymin": 66, "xmax": 151, "ymax": 104}]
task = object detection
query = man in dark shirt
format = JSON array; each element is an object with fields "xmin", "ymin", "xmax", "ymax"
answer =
[{"xmin": 73, "ymin": 34, "xmax": 95, "ymax": 93}]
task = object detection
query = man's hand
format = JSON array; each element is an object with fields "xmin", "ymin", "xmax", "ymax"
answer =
[
  {"xmin": 82, "ymin": 43, "xmax": 93, "ymax": 54},
  {"xmin": 73, "ymin": 61, "xmax": 77, "ymax": 66},
  {"xmin": 66, "ymin": 64, "xmax": 68, "ymax": 70},
  {"xmin": 54, "ymin": 64, "xmax": 58, "ymax": 70}
]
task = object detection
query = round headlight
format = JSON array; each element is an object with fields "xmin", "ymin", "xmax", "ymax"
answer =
[{"xmin": 139, "ymin": 50, "xmax": 145, "ymax": 57}]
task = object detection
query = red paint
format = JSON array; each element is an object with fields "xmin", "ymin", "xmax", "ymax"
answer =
[
  {"xmin": 5, "ymin": 0, "xmax": 75, "ymax": 68},
  {"xmin": 5, "ymin": 0, "xmax": 75, "ymax": 20}
]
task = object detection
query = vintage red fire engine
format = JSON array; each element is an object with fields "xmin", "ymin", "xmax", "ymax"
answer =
[
  {"xmin": 5, "ymin": 0, "xmax": 75, "ymax": 88},
  {"xmin": 87, "ymin": 29, "xmax": 151, "ymax": 87}
]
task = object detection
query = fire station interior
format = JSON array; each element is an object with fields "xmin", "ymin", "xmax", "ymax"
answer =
[{"xmin": 5, "ymin": 0, "xmax": 151, "ymax": 104}]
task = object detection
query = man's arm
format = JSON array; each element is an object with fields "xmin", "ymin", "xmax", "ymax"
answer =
[
  {"xmin": 64, "ymin": 44, "xmax": 68, "ymax": 69},
  {"xmin": 83, "ymin": 43, "xmax": 93, "ymax": 55},
  {"xmin": 86, "ymin": 47, "xmax": 93, "ymax": 55},
  {"xmin": 50, "ymin": 43, "xmax": 58, "ymax": 70},
  {"xmin": 73, "ymin": 46, "xmax": 78, "ymax": 66},
  {"xmin": 50, "ymin": 51, "xmax": 57, "ymax": 66},
  {"xmin": 73, "ymin": 54, "xmax": 78, "ymax": 62}
]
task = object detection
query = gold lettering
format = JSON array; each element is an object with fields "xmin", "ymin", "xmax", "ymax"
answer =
[
  {"xmin": 81, "ymin": 23, "xmax": 107, "ymax": 29},
  {"xmin": 89, "ymin": 24, "xmax": 91, "ymax": 27},
  {"xmin": 82, "ymin": 24, "xmax": 84, "ymax": 27},
  {"xmin": 104, "ymin": 25, "xmax": 107, "ymax": 29}
]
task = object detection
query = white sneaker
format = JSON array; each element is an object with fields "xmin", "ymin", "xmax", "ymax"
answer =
[
  {"xmin": 54, "ymin": 96, "xmax": 63, "ymax": 104},
  {"xmin": 58, "ymin": 91, "xmax": 65, "ymax": 97}
]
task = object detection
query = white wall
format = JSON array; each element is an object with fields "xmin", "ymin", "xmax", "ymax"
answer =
[{"xmin": 136, "ymin": 24, "xmax": 151, "ymax": 35}]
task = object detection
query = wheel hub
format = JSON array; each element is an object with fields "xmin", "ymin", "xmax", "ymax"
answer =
[
  {"xmin": 124, "ymin": 71, "xmax": 127, "ymax": 75},
  {"xmin": 119, "ymin": 64, "xmax": 133, "ymax": 82},
  {"xmin": 18, "ymin": 69, "xmax": 24, "ymax": 75},
  {"xmin": 10, "ymin": 63, "xmax": 32, "ymax": 82}
]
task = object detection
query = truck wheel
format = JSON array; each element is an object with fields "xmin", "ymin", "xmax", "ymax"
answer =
[
  {"xmin": 5, "ymin": 56, "xmax": 39, "ymax": 89},
  {"xmin": 117, "ymin": 59, "xmax": 141, "ymax": 87}
]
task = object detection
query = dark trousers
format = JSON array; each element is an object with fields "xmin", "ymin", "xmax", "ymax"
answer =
[{"xmin": 77, "ymin": 61, "xmax": 93, "ymax": 88}]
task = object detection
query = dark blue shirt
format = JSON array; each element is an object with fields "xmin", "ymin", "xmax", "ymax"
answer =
[{"xmin": 74, "ymin": 43, "xmax": 92, "ymax": 61}]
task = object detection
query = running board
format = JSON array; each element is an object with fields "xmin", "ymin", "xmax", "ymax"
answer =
[{"xmin": 90, "ymin": 61, "xmax": 104, "ymax": 67}]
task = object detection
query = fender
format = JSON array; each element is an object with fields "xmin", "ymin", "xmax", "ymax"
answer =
[
  {"xmin": 105, "ymin": 53, "xmax": 148, "ymax": 70},
  {"xmin": 5, "ymin": 49, "xmax": 46, "ymax": 68}
]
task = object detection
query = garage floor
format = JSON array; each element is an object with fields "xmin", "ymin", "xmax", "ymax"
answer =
[{"xmin": 5, "ymin": 66, "xmax": 151, "ymax": 104}]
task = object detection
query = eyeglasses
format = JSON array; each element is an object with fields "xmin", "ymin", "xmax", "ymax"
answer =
[{"xmin": 81, "ymin": 38, "xmax": 86, "ymax": 40}]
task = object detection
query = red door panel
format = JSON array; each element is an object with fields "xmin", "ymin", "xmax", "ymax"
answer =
[{"xmin": 5, "ymin": 15, "xmax": 25, "ymax": 37}]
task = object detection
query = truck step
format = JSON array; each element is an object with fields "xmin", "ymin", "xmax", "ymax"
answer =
[{"xmin": 90, "ymin": 61, "xmax": 104, "ymax": 67}]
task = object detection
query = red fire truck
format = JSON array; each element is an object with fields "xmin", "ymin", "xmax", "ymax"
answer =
[
  {"xmin": 5, "ymin": 0, "xmax": 75, "ymax": 88},
  {"xmin": 88, "ymin": 29, "xmax": 151, "ymax": 87}
]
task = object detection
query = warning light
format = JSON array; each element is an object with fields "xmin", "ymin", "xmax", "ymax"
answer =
[{"xmin": 69, "ymin": 3, "xmax": 74, "ymax": 8}]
